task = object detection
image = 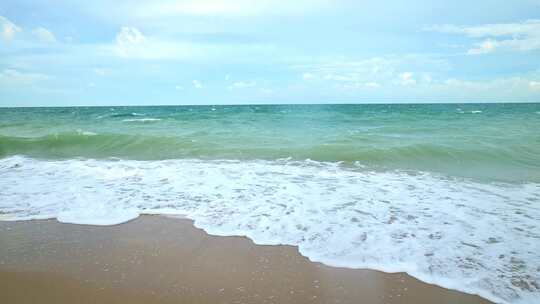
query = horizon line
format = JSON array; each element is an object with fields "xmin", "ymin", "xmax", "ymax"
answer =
[{"xmin": 1, "ymin": 101, "xmax": 539, "ymax": 108}]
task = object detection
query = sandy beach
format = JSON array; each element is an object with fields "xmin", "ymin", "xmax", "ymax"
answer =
[{"xmin": 0, "ymin": 216, "xmax": 491, "ymax": 304}]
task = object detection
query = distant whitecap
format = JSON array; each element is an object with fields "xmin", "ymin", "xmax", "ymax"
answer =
[{"xmin": 122, "ymin": 118, "xmax": 162, "ymax": 122}]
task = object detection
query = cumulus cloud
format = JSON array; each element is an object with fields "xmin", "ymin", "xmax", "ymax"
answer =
[
  {"xmin": 32, "ymin": 27, "xmax": 56, "ymax": 43},
  {"xmin": 117, "ymin": 26, "xmax": 146, "ymax": 45},
  {"xmin": 113, "ymin": 26, "xmax": 178, "ymax": 59},
  {"xmin": 115, "ymin": 26, "xmax": 146, "ymax": 57},
  {"xmin": 296, "ymin": 56, "xmax": 446, "ymax": 90},
  {"xmin": 111, "ymin": 26, "xmax": 225, "ymax": 60},
  {"xmin": 427, "ymin": 20, "xmax": 540, "ymax": 54},
  {"xmin": 0, "ymin": 16, "xmax": 22, "ymax": 41}
]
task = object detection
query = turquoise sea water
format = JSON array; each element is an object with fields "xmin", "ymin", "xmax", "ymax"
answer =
[
  {"xmin": 1, "ymin": 103, "xmax": 540, "ymax": 304},
  {"xmin": 1, "ymin": 103, "xmax": 539, "ymax": 182}
]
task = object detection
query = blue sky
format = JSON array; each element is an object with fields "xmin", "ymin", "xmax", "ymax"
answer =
[{"xmin": 1, "ymin": 0, "xmax": 540, "ymax": 106}]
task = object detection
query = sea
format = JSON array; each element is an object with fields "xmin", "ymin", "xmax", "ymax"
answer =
[{"xmin": 1, "ymin": 103, "xmax": 539, "ymax": 303}]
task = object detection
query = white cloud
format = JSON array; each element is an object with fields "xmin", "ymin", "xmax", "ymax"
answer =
[
  {"xmin": 117, "ymin": 26, "xmax": 146, "ymax": 45},
  {"xmin": 0, "ymin": 69, "xmax": 49, "ymax": 86},
  {"xmin": 427, "ymin": 20, "xmax": 540, "ymax": 54},
  {"xmin": 115, "ymin": 26, "xmax": 146, "ymax": 58},
  {"xmin": 398, "ymin": 72, "xmax": 416, "ymax": 86},
  {"xmin": 112, "ymin": 26, "xmax": 194, "ymax": 59},
  {"xmin": 337, "ymin": 81, "xmax": 382, "ymax": 90},
  {"xmin": 93, "ymin": 68, "xmax": 113, "ymax": 76},
  {"xmin": 296, "ymin": 56, "xmax": 447, "ymax": 91},
  {"xmin": 530, "ymin": 81, "xmax": 540, "ymax": 91},
  {"xmin": 175, "ymin": 85, "xmax": 184, "ymax": 90},
  {"xmin": 468, "ymin": 38, "xmax": 540, "ymax": 55},
  {"xmin": 32, "ymin": 27, "xmax": 57, "ymax": 43},
  {"xmin": 435, "ymin": 77, "xmax": 540, "ymax": 97},
  {"xmin": 296, "ymin": 57, "xmax": 398, "ymax": 86},
  {"xmin": 302, "ymin": 73, "xmax": 315, "ymax": 80},
  {"xmin": 365, "ymin": 82, "xmax": 381, "ymax": 88},
  {"xmin": 468, "ymin": 39, "xmax": 498, "ymax": 55},
  {"xmin": 427, "ymin": 21, "xmax": 540, "ymax": 38},
  {"xmin": 0, "ymin": 16, "xmax": 22, "ymax": 41},
  {"xmin": 110, "ymin": 26, "xmax": 272, "ymax": 60},
  {"xmin": 192, "ymin": 80, "xmax": 203, "ymax": 89},
  {"xmin": 317, "ymin": 72, "xmax": 540, "ymax": 101},
  {"xmin": 297, "ymin": 57, "xmax": 396, "ymax": 75},
  {"xmin": 228, "ymin": 81, "xmax": 256, "ymax": 90}
]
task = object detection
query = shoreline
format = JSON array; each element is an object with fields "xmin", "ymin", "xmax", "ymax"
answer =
[{"xmin": 0, "ymin": 215, "xmax": 492, "ymax": 304}]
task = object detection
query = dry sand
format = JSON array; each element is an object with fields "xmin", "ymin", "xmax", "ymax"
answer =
[{"xmin": 0, "ymin": 216, "xmax": 491, "ymax": 304}]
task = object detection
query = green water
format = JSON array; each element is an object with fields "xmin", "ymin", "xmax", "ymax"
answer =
[{"xmin": 1, "ymin": 103, "xmax": 539, "ymax": 182}]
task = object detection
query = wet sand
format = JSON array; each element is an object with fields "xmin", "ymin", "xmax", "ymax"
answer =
[{"xmin": 0, "ymin": 216, "xmax": 491, "ymax": 304}]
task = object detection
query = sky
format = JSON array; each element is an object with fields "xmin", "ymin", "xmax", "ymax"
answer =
[{"xmin": 1, "ymin": 0, "xmax": 540, "ymax": 106}]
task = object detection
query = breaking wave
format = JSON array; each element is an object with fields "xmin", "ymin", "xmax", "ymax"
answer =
[{"xmin": 1, "ymin": 156, "xmax": 539, "ymax": 304}]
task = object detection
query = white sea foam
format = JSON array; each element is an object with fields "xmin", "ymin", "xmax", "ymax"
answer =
[
  {"xmin": 76, "ymin": 129, "xmax": 98, "ymax": 136},
  {"xmin": 0, "ymin": 156, "xmax": 539, "ymax": 304},
  {"xmin": 457, "ymin": 109, "xmax": 484, "ymax": 114},
  {"xmin": 121, "ymin": 118, "xmax": 162, "ymax": 123}
]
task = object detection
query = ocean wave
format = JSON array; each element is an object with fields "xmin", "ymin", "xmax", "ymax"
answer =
[
  {"xmin": 109, "ymin": 112, "xmax": 146, "ymax": 118},
  {"xmin": 0, "ymin": 133, "xmax": 538, "ymax": 182},
  {"xmin": 121, "ymin": 118, "xmax": 162, "ymax": 123},
  {"xmin": 76, "ymin": 129, "xmax": 98, "ymax": 136},
  {"xmin": 0, "ymin": 156, "xmax": 539, "ymax": 304},
  {"xmin": 457, "ymin": 109, "xmax": 483, "ymax": 114}
]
